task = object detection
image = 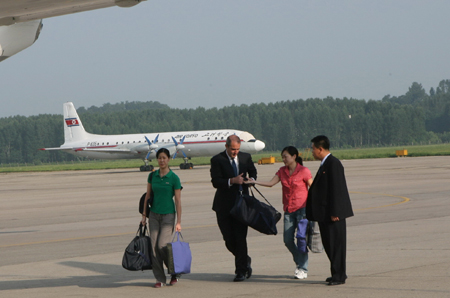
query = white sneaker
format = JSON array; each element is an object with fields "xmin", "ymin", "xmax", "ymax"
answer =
[{"xmin": 294, "ymin": 268, "xmax": 307, "ymax": 279}]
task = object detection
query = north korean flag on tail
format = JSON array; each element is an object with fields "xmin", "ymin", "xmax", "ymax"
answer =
[{"xmin": 65, "ymin": 118, "xmax": 79, "ymax": 127}]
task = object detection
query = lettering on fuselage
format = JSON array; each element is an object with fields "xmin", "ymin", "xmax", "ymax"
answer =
[
  {"xmin": 201, "ymin": 131, "xmax": 231, "ymax": 138},
  {"xmin": 173, "ymin": 134, "xmax": 198, "ymax": 139}
]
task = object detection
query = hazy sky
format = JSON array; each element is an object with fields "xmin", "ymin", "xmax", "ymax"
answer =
[{"xmin": 1, "ymin": 0, "xmax": 449, "ymax": 118}]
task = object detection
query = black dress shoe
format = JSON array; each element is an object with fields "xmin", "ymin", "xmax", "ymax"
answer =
[
  {"xmin": 246, "ymin": 257, "xmax": 252, "ymax": 279},
  {"xmin": 327, "ymin": 281, "xmax": 345, "ymax": 286},
  {"xmin": 326, "ymin": 277, "xmax": 332, "ymax": 282},
  {"xmin": 233, "ymin": 273, "xmax": 245, "ymax": 282}
]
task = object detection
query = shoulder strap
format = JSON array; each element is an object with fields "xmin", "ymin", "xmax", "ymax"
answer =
[
  {"xmin": 149, "ymin": 171, "xmax": 154, "ymax": 195},
  {"xmin": 250, "ymin": 185, "xmax": 274, "ymax": 207}
]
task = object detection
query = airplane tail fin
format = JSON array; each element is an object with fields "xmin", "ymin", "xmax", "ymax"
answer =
[{"xmin": 63, "ymin": 102, "xmax": 89, "ymax": 143}]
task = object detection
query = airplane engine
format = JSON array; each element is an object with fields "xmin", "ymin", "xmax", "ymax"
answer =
[
  {"xmin": 0, "ymin": 20, "xmax": 42, "ymax": 62},
  {"xmin": 115, "ymin": 0, "xmax": 142, "ymax": 8}
]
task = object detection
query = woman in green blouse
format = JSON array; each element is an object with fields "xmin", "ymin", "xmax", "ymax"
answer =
[{"xmin": 141, "ymin": 148, "xmax": 182, "ymax": 288}]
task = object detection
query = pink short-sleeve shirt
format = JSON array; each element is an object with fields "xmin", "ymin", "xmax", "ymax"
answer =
[{"xmin": 276, "ymin": 164, "xmax": 312, "ymax": 213}]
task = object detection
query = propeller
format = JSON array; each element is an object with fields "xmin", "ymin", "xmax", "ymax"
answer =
[
  {"xmin": 172, "ymin": 136, "xmax": 187, "ymax": 159},
  {"xmin": 144, "ymin": 134, "xmax": 159, "ymax": 160}
]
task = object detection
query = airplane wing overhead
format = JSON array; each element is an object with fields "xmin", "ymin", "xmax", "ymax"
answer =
[
  {"xmin": 0, "ymin": 0, "xmax": 144, "ymax": 25},
  {"xmin": 0, "ymin": 0, "xmax": 145, "ymax": 61}
]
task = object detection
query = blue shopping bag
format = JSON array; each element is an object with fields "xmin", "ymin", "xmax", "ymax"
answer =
[
  {"xmin": 296, "ymin": 218, "xmax": 309, "ymax": 253},
  {"xmin": 167, "ymin": 232, "xmax": 192, "ymax": 274}
]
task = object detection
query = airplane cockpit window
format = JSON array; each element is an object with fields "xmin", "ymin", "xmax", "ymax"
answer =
[{"xmin": 248, "ymin": 139, "xmax": 256, "ymax": 142}]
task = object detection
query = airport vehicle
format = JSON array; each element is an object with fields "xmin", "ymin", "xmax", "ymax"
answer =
[
  {"xmin": 40, "ymin": 102, "xmax": 266, "ymax": 171},
  {"xmin": 0, "ymin": 0, "xmax": 144, "ymax": 62}
]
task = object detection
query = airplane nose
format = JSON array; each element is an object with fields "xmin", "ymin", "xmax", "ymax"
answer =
[{"xmin": 254, "ymin": 140, "xmax": 265, "ymax": 151}]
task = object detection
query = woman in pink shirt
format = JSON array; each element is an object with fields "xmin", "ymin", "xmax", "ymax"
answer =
[{"xmin": 246, "ymin": 146, "xmax": 312, "ymax": 279}]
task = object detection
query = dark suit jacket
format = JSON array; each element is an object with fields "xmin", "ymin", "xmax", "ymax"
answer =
[
  {"xmin": 306, "ymin": 154, "xmax": 353, "ymax": 222},
  {"xmin": 210, "ymin": 151, "xmax": 257, "ymax": 213}
]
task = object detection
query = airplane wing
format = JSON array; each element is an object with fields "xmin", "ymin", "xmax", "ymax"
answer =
[
  {"xmin": 39, "ymin": 147, "xmax": 73, "ymax": 151},
  {"xmin": 77, "ymin": 148, "xmax": 133, "ymax": 153},
  {"xmin": 0, "ymin": 0, "xmax": 144, "ymax": 25},
  {"xmin": 40, "ymin": 147, "xmax": 132, "ymax": 153},
  {"xmin": 0, "ymin": 0, "xmax": 145, "ymax": 61}
]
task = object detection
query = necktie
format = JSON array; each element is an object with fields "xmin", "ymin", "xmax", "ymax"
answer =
[
  {"xmin": 231, "ymin": 159, "xmax": 238, "ymax": 176},
  {"xmin": 231, "ymin": 159, "xmax": 242, "ymax": 191}
]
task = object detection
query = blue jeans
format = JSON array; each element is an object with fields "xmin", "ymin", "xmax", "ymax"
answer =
[{"xmin": 284, "ymin": 208, "xmax": 308, "ymax": 271}]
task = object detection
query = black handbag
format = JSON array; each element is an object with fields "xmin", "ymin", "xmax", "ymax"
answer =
[
  {"xmin": 230, "ymin": 186, "xmax": 281, "ymax": 235},
  {"xmin": 122, "ymin": 223, "xmax": 152, "ymax": 271},
  {"xmin": 139, "ymin": 172, "xmax": 154, "ymax": 218}
]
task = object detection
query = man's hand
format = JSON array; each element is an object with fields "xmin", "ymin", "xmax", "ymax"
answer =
[
  {"xmin": 331, "ymin": 216, "xmax": 339, "ymax": 222},
  {"xmin": 231, "ymin": 173, "xmax": 244, "ymax": 185}
]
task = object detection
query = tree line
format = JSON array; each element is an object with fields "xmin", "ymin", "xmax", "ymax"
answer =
[{"xmin": 1, "ymin": 80, "xmax": 450, "ymax": 164}]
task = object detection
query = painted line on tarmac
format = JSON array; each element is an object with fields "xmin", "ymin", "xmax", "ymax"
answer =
[
  {"xmin": 350, "ymin": 191, "xmax": 410, "ymax": 211},
  {"xmin": 1, "ymin": 193, "xmax": 409, "ymax": 248},
  {"xmin": 0, "ymin": 224, "xmax": 217, "ymax": 249},
  {"xmin": 0, "ymin": 233, "xmax": 132, "ymax": 248}
]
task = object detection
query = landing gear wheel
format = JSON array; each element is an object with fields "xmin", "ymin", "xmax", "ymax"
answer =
[
  {"xmin": 140, "ymin": 165, "xmax": 154, "ymax": 171},
  {"xmin": 179, "ymin": 163, "xmax": 193, "ymax": 169}
]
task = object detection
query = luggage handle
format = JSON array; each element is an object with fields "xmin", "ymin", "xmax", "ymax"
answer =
[
  {"xmin": 137, "ymin": 223, "xmax": 149, "ymax": 237},
  {"xmin": 249, "ymin": 185, "xmax": 274, "ymax": 208},
  {"xmin": 171, "ymin": 231, "xmax": 185, "ymax": 243}
]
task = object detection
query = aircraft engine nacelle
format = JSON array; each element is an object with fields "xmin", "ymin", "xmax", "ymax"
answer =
[
  {"xmin": 115, "ymin": 0, "xmax": 142, "ymax": 8},
  {"xmin": 0, "ymin": 20, "xmax": 43, "ymax": 62}
]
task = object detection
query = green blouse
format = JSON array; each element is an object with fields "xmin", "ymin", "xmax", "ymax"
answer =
[{"xmin": 148, "ymin": 169, "xmax": 181, "ymax": 214}]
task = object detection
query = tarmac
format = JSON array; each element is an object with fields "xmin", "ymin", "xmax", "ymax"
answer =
[{"xmin": 1, "ymin": 156, "xmax": 450, "ymax": 298}]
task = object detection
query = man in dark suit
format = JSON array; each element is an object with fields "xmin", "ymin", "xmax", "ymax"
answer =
[
  {"xmin": 210, "ymin": 135, "xmax": 257, "ymax": 282},
  {"xmin": 306, "ymin": 135, "xmax": 353, "ymax": 286}
]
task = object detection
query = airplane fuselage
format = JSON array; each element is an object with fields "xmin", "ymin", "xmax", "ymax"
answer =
[{"xmin": 64, "ymin": 130, "xmax": 263, "ymax": 160}]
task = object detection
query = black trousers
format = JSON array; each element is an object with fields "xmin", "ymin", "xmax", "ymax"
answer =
[
  {"xmin": 319, "ymin": 219, "xmax": 347, "ymax": 282},
  {"xmin": 216, "ymin": 211, "xmax": 249, "ymax": 275}
]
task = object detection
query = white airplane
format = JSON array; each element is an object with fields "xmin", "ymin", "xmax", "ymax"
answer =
[
  {"xmin": 40, "ymin": 102, "xmax": 266, "ymax": 171},
  {"xmin": 0, "ymin": 0, "xmax": 145, "ymax": 62}
]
